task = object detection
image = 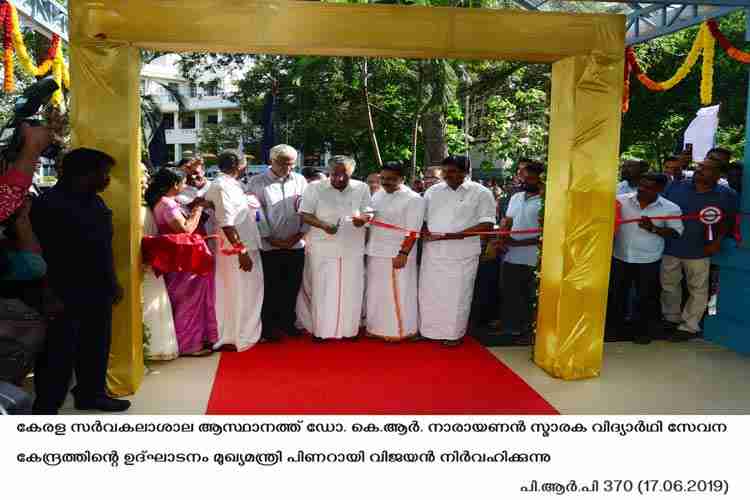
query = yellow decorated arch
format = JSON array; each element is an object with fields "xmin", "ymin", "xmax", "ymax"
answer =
[{"xmin": 68, "ymin": 0, "xmax": 624, "ymax": 394}]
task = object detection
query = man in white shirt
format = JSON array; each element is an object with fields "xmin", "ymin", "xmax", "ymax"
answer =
[
  {"xmin": 497, "ymin": 161, "xmax": 543, "ymax": 341},
  {"xmin": 204, "ymin": 150, "xmax": 265, "ymax": 351},
  {"xmin": 617, "ymin": 159, "xmax": 648, "ymax": 195},
  {"xmin": 608, "ymin": 173, "xmax": 683, "ymax": 344},
  {"xmin": 299, "ymin": 156, "xmax": 372, "ymax": 340},
  {"xmin": 246, "ymin": 144, "xmax": 308, "ymax": 342},
  {"xmin": 366, "ymin": 161, "xmax": 425, "ymax": 341},
  {"xmin": 419, "ymin": 155, "xmax": 496, "ymax": 346}
]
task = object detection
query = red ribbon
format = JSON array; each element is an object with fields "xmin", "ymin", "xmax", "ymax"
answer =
[
  {"xmin": 370, "ymin": 211, "xmax": 747, "ymax": 240},
  {"xmin": 143, "ymin": 209, "xmax": 747, "ymax": 275}
]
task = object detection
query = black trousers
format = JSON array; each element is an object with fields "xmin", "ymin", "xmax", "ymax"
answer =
[
  {"xmin": 33, "ymin": 302, "xmax": 113, "ymax": 412},
  {"xmin": 606, "ymin": 258, "xmax": 661, "ymax": 338},
  {"xmin": 501, "ymin": 262, "xmax": 537, "ymax": 334},
  {"xmin": 260, "ymin": 249, "xmax": 305, "ymax": 336},
  {"xmin": 471, "ymin": 257, "xmax": 501, "ymax": 327}
]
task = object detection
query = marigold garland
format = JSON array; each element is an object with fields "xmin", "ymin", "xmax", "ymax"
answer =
[
  {"xmin": 0, "ymin": 0, "xmax": 68, "ymax": 103},
  {"xmin": 622, "ymin": 57, "xmax": 631, "ymax": 113},
  {"xmin": 707, "ymin": 19, "xmax": 750, "ymax": 64},
  {"xmin": 625, "ymin": 22, "xmax": 714, "ymax": 111},
  {"xmin": 2, "ymin": 1, "xmax": 12, "ymax": 93},
  {"xmin": 701, "ymin": 22, "xmax": 715, "ymax": 106},
  {"xmin": 50, "ymin": 39, "xmax": 63, "ymax": 106}
]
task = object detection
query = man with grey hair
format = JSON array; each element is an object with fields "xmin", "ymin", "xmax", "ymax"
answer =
[
  {"xmin": 299, "ymin": 155, "xmax": 372, "ymax": 340},
  {"xmin": 246, "ymin": 144, "xmax": 308, "ymax": 342}
]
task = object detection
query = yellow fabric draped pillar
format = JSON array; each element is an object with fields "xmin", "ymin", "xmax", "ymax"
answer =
[
  {"xmin": 69, "ymin": 9, "xmax": 144, "ymax": 395},
  {"xmin": 534, "ymin": 53, "xmax": 624, "ymax": 380}
]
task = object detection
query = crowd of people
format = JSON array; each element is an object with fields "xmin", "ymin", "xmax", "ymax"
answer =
[
  {"xmin": 0, "ymin": 121, "xmax": 743, "ymax": 414},
  {"xmin": 608, "ymin": 146, "xmax": 741, "ymax": 344}
]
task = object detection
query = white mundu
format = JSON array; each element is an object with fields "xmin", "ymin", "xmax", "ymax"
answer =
[
  {"xmin": 299, "ymin": 178, "xmax": 372, "ymax": 339},
  {"xmin": 295, "ymin": 234, "xmax": 313, "ymax": 333},
  {"xmin": 205, "ymin": 173, "xmax": 265, "ymax": 351},
  {"xmin": 366, "ymin": 185, "xmax": 425, "ymax": 340},
  {"xmin": 419, "ymin": 179, "xmax": 497, "ymax": 341}
]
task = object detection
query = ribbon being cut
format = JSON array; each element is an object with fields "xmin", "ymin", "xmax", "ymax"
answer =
[{"xmin": 142, "ymin": 207, "xmax": 742, "ymax": 275}]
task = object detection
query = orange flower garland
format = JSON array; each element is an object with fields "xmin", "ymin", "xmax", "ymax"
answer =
[
  {"xmin": 706, "ymin": 19, "xmax": 750, "ymax": 64},
  {"xmin": 622, "ymin": 57, "xmax": 631, "ymax": 113},
  {"xmin": 0, "ymin": 0, "xmax": 68, "ymax": 101},
  {"xmin": 624, "ymin": 22, "xmax": 714, "ymax": 111},
  {"xmin": 2, "ymin": 1, "xmax": 13, "ymax": 92}
]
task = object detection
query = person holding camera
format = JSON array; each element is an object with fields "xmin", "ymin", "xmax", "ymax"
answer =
[
  {"xmin": 30, "ymin": 148, "xmax": 131, "ymax": 414},
  {"xmin": 0, "ymin": 124, "xmax": 53, "ymax": 223}
]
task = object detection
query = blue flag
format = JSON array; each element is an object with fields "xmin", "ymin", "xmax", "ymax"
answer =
[{"xmin": 260, "ymin": 90, "xmax": 276, "ymax": 165}]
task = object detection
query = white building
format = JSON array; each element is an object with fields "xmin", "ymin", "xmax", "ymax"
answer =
[{"xmin": 140, "ymin": 54, "xmax": 244, "ymax": 162}]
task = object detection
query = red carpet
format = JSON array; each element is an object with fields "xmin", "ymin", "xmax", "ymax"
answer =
[{"xmin": 206, "ymin": 336, "xmax": 557, "ymax": 415}]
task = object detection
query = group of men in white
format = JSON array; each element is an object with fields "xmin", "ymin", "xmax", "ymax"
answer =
[{"xmin": 214, "ymin": 145, "xmax": 498, "ymax": 348}]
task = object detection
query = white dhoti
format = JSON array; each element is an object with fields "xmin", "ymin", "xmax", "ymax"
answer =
[
  {"xmin": 142, "ymin": 267, "xmax": 178, "ymax": 361},
  {"xmin": 419, "ymin": 253, "xmax": 479, "ymax": 341},
  {"xmin": 366, "ymin": 255, "xmax": 419, "ymax": 340},
  {"xmin": 295, "ymin": 252, "xmax": 313, "ymax": 333},
  {"xmin": 213, "ymin": 249, "xmax": 264, "ymax": 351},
  {"xmin": 310, "ymin": 253, "xmax": 364, "ymax": 339}
]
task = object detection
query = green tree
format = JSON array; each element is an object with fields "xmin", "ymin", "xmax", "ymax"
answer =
[{"xmin": 622, "ymin": 12, "xmax": 749, "ymax": 166}]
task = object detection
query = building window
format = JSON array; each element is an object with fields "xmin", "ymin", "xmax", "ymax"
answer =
[
  {"xmin": 190, "ymin": 84, "xmax": 198, "ymax": 98},
  {"xmin": 180, "ymin": 113, "xmax": 196, "ymax": 129},
  {"xmin": 207, "ymin": 114, "xmax": 219, "ymax": 125},
  {"xmin": 205, "ymin": 82, "xmax": 220, "ymax": 97},
  {"xmin": 163, "ymin": 113, "xmax": 174, "ymax": 129}
]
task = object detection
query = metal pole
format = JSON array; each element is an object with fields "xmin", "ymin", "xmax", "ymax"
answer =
[{"xmin": 742, "ymin": 8, "xmax": 750, "ymax": 243}]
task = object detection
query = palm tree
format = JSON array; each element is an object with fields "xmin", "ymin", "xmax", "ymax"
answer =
[{"xmin": 140, "ymin": 78, "xmax": 188, "ymax": 164}]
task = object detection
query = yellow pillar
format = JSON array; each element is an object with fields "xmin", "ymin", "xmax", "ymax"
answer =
[
  {"xmin": 69, "ymin": 24, "xmax": 144, "ymax": 395},
  {"xmin": 534, "ymin": 53, "xmax": 624, "ymax": 380}
]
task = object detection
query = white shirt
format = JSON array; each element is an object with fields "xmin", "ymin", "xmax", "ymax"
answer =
[
  {"xmin": 423, "ymin": 180, "xmax": 497, "ymax": 259},
  {"xmin": 176, "ymin": 182, "xmax": 211, "ymax": 206},
  {"xmin": 367, "ymin": 185, "xmax": 425, "ymax": 258},
  {"xmin": 504, "ymin": 191, "xmax": 542, "ymax": 267},
  {"xmin": 617, "ymin": 180, "xmax": 638, "ymax": 195},
  {"xmin": 614, "ymin": 192, "xmax": 683, "ymax": 264},
  {"xmin": 204, "ymin": 174, "xmax": 263, "ymax": 251},
  {"xmin": 246, "ymin": 170, "xmax": 308, "ymax": 251},
  {"xmin": 299, "ymin": 178, "xmax": 372, "ymax": 257}
]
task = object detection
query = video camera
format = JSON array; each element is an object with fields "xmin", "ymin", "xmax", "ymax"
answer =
[{"xmin": 0, "ymin": 76, "xmax": 62, "ymax": 163}]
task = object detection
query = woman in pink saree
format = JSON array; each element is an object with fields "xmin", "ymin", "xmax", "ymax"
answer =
[{"xmin": 145, "ymin": 167, "xmax": 218, "ymax": 356}]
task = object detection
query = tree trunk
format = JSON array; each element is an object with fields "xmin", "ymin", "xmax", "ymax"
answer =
[
  {"xmin": 422, "ymin": 110, "xmax": 448, "ymax": 168},
  {"xmin": 362, "ymin": 58, "xmax": 383, "ymax": 168},
  {"xmin": 410, "ymin": 61, "xmax": 425, "ymax": 181}
]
